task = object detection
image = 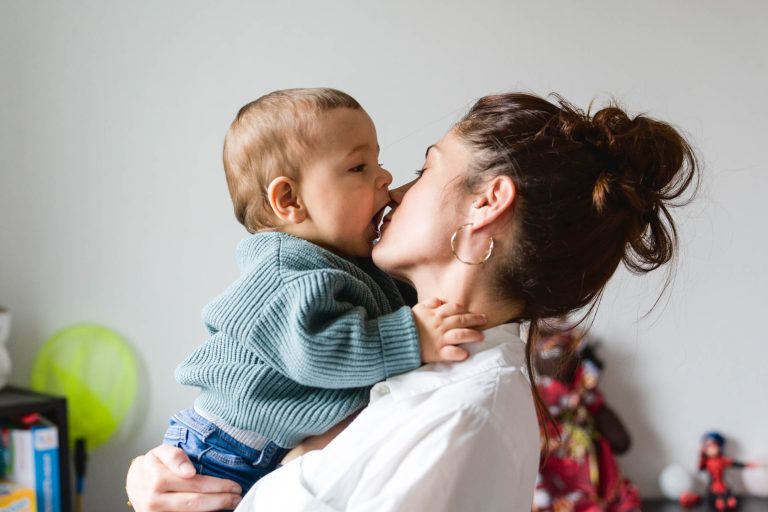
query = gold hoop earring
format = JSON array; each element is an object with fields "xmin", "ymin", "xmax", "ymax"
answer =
[{"xmin": 450, "ymin": 223, "xmax": 494, "ymax": 265}]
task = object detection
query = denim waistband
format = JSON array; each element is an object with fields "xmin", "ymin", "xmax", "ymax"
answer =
[{"xmin": 179, "ymin": 407, "xmax": 274, "ymax": 452}]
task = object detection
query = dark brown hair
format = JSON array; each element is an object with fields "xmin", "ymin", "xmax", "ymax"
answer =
[
  {"xmin": 223, "ymin": 88, "xmax": 362, "ymax": 233},
  {"xmin": 454, "ymin": 92, "xmax": 698, "ymax": 443}
]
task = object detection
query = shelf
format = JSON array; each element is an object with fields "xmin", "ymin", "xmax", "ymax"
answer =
[{"xmin": 0, "ymin": 385, "xmax": 71, "ymax": 512}]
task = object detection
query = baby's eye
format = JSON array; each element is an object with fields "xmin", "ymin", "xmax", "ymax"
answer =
[{"xmin": 349, "ymin": 164, "xmax": 366, "ymax": 173}]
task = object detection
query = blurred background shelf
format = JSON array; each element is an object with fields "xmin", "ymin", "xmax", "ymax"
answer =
[
  {"xmin": 643, "ymin": 497, "xmax": 768, "ymax": 511},
  {"xmin": 0, "ymin": 385, "xmax": 71, "ymax": 512}
]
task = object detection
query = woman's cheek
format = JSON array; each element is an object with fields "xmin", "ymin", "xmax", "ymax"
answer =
[{"xmin": 372, "ymin": 219, "xmax": 408, "ymax": 266}]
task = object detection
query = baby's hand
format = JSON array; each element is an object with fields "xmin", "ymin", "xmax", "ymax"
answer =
[{"xmin": 412, "ymin": 298, "xmax": 487, "ymax": 363}]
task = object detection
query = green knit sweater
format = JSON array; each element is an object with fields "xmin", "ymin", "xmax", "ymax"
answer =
[{"xmin": 175, "ymin": 232, "xmax": 421, "ymax": 448}]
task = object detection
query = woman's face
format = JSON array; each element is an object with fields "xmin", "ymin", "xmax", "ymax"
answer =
[{"xmin": 372, "ymin": 129, "xmax": 473, "ymax": 281}]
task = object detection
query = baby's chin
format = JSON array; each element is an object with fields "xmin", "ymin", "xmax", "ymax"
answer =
[
  {"xmin": 311, "ymin": 230, "xmax": 374, "ymax": 258},
  {"xmin": 337, "ymin": 238, "xmax": 374, "ymax": 259},
  {"xmin": 350, "ymin": 248, "xmax": 374, "ymax": 258}
]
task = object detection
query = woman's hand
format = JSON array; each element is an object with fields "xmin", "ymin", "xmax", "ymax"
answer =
[{"xmin": 126, "ymin": 445, "xmax": 242, "ymax": 512}]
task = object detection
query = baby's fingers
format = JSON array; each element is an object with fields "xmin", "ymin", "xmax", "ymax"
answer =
[
  {"xmin": 419, "ymin": 297, "xmax": 444, "ymax": 309},
  {"xmin": 441, "ymin": 313, "xmax": 487, "ymax": 331},
  {"xmin": 442, "ymin": 328, "xmax": 485, "ymax": 345},
  {"xmin": 435, "ymin": 302, "xmax": 468, "ymax": 317},
  {"xmin": 438, "ymin": 345, "xmax": 469, "ymax": 362}
]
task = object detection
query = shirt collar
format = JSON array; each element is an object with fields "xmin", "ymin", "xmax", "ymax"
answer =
[{"xmin": 376, "ymin": 322, "xmax": 526, "ymax": 402}]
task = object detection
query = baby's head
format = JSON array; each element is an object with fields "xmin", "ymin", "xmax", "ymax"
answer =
[{"xmin": 223, "ymin": 88, "xmax": 393, "ymax": 257}]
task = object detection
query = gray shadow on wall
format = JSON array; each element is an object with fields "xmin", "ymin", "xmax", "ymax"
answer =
[
  {"xmin": 84, "ymin": 336, "xmax": 151, "ymax": 511},
  {"xmin": 587, "ymin": 333, "xmax": 669, "ymax": 498},
  {"xmin": 112, "ymin": 336, "xmax": 150, "ymax": 447},
  {"xmin": 719, "ymin": 435, "xmax": 750, "ymax": 495}
]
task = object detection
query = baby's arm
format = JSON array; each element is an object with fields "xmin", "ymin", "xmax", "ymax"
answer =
[
  {"xmin": 244, "ymin": 271, "xmax": 483, "ymax": 388},
  {"xmin": 243, "ymin": 270, "xmax": 418, "ymax": 388}
]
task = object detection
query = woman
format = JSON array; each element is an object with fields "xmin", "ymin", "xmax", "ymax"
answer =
[{"xmin": 126, "ymin": 92, "xmax": 697, "ymax": 511}]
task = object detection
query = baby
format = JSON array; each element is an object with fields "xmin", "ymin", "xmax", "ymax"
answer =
[{"xmin": 165, "ymin": 88, "xmax": 486, "ymax": 494}]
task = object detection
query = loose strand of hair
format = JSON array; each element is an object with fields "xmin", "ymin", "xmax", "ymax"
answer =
[{"xmin": 526, "ymin": 317, "xmax": 558, "ymax": 466}]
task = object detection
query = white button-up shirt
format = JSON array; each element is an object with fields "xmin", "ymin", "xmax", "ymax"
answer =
[{"xmin": 237, "ymin": 322, "xmax": 540, "ymax": 511}]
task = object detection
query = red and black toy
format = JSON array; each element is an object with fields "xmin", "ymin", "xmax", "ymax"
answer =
[{"xmin": 698, "ymin": 431, "xmax": 756, "ymax": 511}]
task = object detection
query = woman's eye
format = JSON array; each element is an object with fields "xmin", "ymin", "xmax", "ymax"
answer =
[
  {"xmin": 414, "ymin": 168, "xmax": 426, "ymax": 177},
  {"xmin": 349, "ymin": 164, "xmax": 366, "ymax": 173}
]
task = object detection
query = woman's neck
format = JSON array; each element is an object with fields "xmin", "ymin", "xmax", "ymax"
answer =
[{"xmin": 408, "ymin": 261, "xmax": 524, "ymax": 330}]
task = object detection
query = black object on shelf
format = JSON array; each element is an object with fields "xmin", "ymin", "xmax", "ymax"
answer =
[
  {"xmin": 0, "ymin": 385, "xmax": 72, "ymax": 512},
  {"xmin": 643, "ymin": 497, "xmax": 768, "ymax": 511}
]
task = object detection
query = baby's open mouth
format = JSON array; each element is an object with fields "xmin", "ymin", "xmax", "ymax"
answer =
[{"xmin": 371, "ymin": 205, "xmax": 388, "ymax": 240}]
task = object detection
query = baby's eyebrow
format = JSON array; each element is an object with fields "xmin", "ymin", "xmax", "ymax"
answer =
[{"xmin": 346, "ymin": 144, "xmax": 378, "ymax": 157}]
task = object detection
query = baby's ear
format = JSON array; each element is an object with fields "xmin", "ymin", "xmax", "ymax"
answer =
[{"xmin": 267, "ymin": 177, "xmax": 307, "ymax": 224}]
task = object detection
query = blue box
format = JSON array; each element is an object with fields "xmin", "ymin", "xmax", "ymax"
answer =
[{"xmin": 8, "ymin": 423, "xmax": 60, "ymax": 512}]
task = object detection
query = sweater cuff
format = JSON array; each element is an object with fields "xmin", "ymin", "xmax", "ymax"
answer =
[{"xmin": 378, "ymin": 306, "xmax": 421, "ymax": 378}]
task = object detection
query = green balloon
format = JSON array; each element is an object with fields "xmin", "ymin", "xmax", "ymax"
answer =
[{"xmin": 30, "ymin": 324, "xmax": 138, "ymax": 450}]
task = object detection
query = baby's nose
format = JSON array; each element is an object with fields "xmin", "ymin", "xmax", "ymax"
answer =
[{"xmin": 378, "ymin": 167, "xmax": 393, "ymax": 187}]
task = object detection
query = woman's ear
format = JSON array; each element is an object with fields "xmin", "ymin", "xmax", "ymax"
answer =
[
  {"xmin": 469, "ymin": 175, "xmax": 516, "ymax": 231},
  {"xmin": 267, "ymin": 177, "xmax": 307, "ymax": 224}
]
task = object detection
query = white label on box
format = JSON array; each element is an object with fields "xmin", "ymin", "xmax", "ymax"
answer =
[{"xmin": 33, "ymin": 429, "xmax": 57, "ymax": 451}]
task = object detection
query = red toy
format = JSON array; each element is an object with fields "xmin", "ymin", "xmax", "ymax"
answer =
[{"xmin": 696, "ymin": 432, "xmax": 756, "ymax": 511}]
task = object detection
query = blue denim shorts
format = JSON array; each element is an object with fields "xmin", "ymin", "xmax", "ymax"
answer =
[{"xmin": 163, "ymin": 408, "xmax": 288, "ymax": 496}]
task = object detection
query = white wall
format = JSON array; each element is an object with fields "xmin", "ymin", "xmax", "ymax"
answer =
[{"xmin": 1, "ymin": 1, "xmax": 766, "ymax": 509}]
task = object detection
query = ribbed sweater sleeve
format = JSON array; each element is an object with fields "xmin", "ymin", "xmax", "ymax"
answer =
[
  {"xmin": 178, "ymin": 233, "xmax": 424, "ymax": 444},
  {"xmin": 245, "ymin": 270, "xmax": 420, "ymax": 388}
]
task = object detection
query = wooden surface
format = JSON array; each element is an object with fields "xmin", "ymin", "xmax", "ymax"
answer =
[{"xmin": 643, "ymin": 497, "xmax": 768, "ymax": 511}]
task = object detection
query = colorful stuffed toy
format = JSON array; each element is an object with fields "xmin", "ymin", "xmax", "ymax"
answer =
[{"xmin": 532, "ymin": 326, "xmax": 640, "ymax": 512}]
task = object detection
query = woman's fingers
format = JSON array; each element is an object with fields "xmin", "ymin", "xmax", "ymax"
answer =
[
  {"xmin": 150, "ymin": 445, "xmax": 196, "ymax": 479},
  {"xmin": 148, "ymin": 445, "xmax": 240, "ymax": 493},
  {"xmin": 156, "ymin": 470, "xmax": 242, "ymax": 496},
  {"xmin": 126, "ymin": 446, "xmax": 242, "ymax": 512},
  {"xmin": 147, "ymin": 491, "xmax": 242, "ymax": 512}
]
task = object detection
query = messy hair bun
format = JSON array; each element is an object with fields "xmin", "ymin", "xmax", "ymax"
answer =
[
  {"xmin": 454, "ymin": 92, "xmax": 699, "ymax": 429},
  {"xmin": 549, "ymin": 97, "xmax": 698, "ymax": 273}
]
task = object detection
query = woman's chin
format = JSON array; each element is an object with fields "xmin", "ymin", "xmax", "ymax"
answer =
[
  {"xmin": 371, "ymin": 241, "xmax": 392, "ymax": 270},
  {"xmin": 373, "ymin": 243, "xmax": 415, "ymax": 287},
  {"xmin": 372, "ymin": 227, "xmax": 412, "ymax": 275}
]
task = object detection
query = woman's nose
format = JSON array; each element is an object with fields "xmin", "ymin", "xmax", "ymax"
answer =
[{"xmin": 388, "ymin": 179, "xmax": 416, "ymax": 205}]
